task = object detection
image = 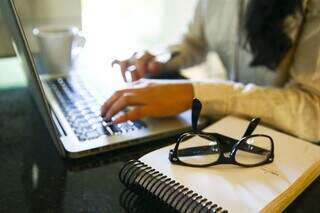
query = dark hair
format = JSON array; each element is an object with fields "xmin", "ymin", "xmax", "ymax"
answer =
[{"xmin": 245, "ymin": 0, "xmax": 302, "ymax": 70}]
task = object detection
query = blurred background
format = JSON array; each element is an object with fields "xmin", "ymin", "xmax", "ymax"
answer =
[
  {"xmin": 0, "ymin": 0, "xmax": 197, "ymax": 57},
  {"xmin": 0, "ymin": 0, "xmax": 225, "ymax": 83}
]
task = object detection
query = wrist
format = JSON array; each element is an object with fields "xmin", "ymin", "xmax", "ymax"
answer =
[
  {"xmin": 185, "ymin": 83, "xmax": 194, "ymax": 99},
  {"xmin": 177, "ymin": 82, "xmax": 194, "ymax": 108}
]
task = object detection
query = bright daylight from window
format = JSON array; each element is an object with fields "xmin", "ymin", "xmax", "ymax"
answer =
[{"xmin": 80, "ymin": 0, "xmax": 197, "ymax": 75}]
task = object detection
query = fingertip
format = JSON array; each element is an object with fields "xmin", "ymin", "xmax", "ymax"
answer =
[
  {"xmin": 101, "ymin": 103, "xmax": 111, "ymax": 119},
  {"xmin": 100, "ymin": 111, "xmax": 108, "ymax": 120},
  {"xmin": 148, "ymin": 62, "xmax": 158, "ymax": 74},
  {"xmin": 131, "ymin": 71, "xmax": 139, "ymax": 82},
  {"xmin": 114, "ymin": 116, "xmax": 126, "ymax": 124}
]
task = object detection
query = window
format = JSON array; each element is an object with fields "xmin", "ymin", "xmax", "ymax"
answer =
[{"xmin": 81, "ymin": 0, "xmax": 197, "ymax": 64}]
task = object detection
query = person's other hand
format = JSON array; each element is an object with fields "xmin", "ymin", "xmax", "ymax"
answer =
[
  {"xmin": 112, "ymin": 51, "xmax": 163, "ymax": 82},
  {"xmin": 100, "ymin": 79, "xmax": 194, "ymax": 123}
]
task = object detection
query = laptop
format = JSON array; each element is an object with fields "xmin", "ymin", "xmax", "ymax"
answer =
[{"xmin": 0, "ymin": 0, "xmax": 205, "ymax": 158}]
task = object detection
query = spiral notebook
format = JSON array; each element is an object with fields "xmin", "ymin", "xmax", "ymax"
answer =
[{"xmin": 119, "ymin": 116, "xmax": 320, "ymax": 212}]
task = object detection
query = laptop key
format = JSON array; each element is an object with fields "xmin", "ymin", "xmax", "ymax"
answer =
[
  {"xmin": 119, "ymin": 122, "xmax": 134, "ymax": 132},
  {"xmin": 67, "ymin": 114, "xmax": 84, "ymax": 123},
  {"xmin": 85, "ymin": 130, "xmax": 100, "ymax": 140},
  {"xmin": 78, "ymin": 134, "xmax": 87, "ymax": 141},
  {"xmin": 74, "ymin": 128, "xmax": 84, "ymax": 136},
  {"xmin": 50, "ymin": 77, "xmax": 146, "ymax": 141},
  {"xmin": 104, "ymin": 126, "xmax": 114, "ymax": 135},
  {"xmin": 96, "ymin": 127, "xmax": 110, "ymax": 136},
  {"xmin": 109, "ymin": 124, "xmax": 122, "ymax": 134},
  {"xmin": 133, "ymin": 120, "xmax": 146, "ymax": 129}
]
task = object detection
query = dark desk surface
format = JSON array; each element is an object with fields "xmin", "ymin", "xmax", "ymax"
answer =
[{"xmin": 0, "ymin": 87, "xmax": 319, "ymax": 213}]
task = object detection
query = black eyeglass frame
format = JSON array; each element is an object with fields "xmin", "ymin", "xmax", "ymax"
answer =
[
  {"xmin": 168, "ymin": 99, "xmax": 275, "ymax": 168},
  {"xmin": 169, "ymin": 131, "xmax": 274, "ymax": 168}
]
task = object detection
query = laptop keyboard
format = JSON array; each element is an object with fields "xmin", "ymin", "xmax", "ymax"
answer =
[{"xmin": 47, "ymin": 77, "xmax": 147, "ymax": 141}]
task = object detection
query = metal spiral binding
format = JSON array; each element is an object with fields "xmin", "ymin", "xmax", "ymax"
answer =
[{"xmin": 119, "ymin": 159, "xmax": 228, "ymax": 213}]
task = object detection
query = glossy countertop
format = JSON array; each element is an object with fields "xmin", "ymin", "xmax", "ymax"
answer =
[
  {"xmin": 0, "ymin": 87, "xmax": 174, "ymax": 212},
  {"xmin": 0, "ymin": 87, "xmax": 319, "ymax": 213}
]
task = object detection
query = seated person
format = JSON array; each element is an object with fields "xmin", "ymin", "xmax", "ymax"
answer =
[{"xmin": 101, "ymin": 0, "xmax": 320, "ymax": 142}]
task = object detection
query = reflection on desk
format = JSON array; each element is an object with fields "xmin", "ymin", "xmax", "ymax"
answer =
[{"xmin": 0, "ymin": 87, "xmax": 319, "ymax": 213}]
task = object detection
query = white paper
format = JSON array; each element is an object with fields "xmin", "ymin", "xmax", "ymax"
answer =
[{"xmin": 140, "ymin": 116, "xmax": 320, "ymax": 212}]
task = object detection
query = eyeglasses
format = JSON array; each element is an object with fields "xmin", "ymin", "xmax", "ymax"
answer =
[{"xmin": 169, "ymin": 99, "xmax": 274, "ymax": 168}]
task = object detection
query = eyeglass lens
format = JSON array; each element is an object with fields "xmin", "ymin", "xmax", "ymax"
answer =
[
  {"xmin": 235, "ymin": 135, "xmax": 272, "ymax": 166},
  {"xmin": 177, "ymin": 134, "xmax": 220, "ymax": 165},
  {"xmin": 177, "ymin": 134, "xmax": 272, "ymax": 166},
  {"xmin": 177, "ymin": 99, "xmax": 272, "ymax": 167}
]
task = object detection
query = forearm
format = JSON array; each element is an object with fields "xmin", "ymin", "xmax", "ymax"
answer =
[{"xmin": 193, "ymin": 80, "xmax": 320, "ymax": 142}]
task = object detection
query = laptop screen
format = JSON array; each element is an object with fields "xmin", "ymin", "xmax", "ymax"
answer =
[{"xmin": 0, "ymin": 0, "xmax": 65, "ymax": 155}]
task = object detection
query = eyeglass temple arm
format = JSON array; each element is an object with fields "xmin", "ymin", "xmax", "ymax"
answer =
[
  {"xmin": 176, "ymin": 133, "xmax": 269, "ymax": 157},
  {"xmin": 177, "ymin": 143, "xmax": 269, "ymax": 157},
  {"xmin": 242, "ymin": 118, "xmax": 260, "ymax": 138},
  {"xmin": 192, "ymin": 98, "xmax": 202, "ymax": 132},
  {"xmin": 177, "ymin": 145, "xmax": 220, "ymax": 157},
  {"xmin": 238, "ymin": 143, "xmax": 270, "ymax": 155},
  {"xmin": 218, "ymin": 134, "xmax": 270, "ymax": 155}
]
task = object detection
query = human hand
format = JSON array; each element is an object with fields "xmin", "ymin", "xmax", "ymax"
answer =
[
  {"xmin": 112, "ymin": 51, "xmax": 164, "ymax": 82},
  {"xmin": 100, "ymin": 79, "xmax": 194, "ymax": 123}
]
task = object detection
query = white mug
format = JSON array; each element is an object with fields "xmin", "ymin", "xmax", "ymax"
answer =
[{"xmin": 33, "ymin": 25, "xmax": 86, "ymax": 74}]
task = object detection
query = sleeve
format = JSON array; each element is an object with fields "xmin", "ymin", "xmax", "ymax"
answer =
[
  {"xmin": 192, "ymin": 0, "xmax": 320, "ymax": 142},
  {"xmin": 193, "ymin": 81, "xmax": 320, "ymax": 142},
  {"xmin": 164, "ymin": 0, "xmax": 209, "ymax": 71}
]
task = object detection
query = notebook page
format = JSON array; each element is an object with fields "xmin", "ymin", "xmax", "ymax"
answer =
[{"xmin": 140, "ymin": 116, "xmax": 320, "ymax": 212}]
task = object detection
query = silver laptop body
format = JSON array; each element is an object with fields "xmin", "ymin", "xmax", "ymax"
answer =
[{"xmin": 1, "ymin": 0, "xmax": 202, "ymax": 158}]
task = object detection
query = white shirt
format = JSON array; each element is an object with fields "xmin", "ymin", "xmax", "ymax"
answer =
[{"xmin": 166, "ymin": 0, "xmax": 320, "ymax": 142}]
